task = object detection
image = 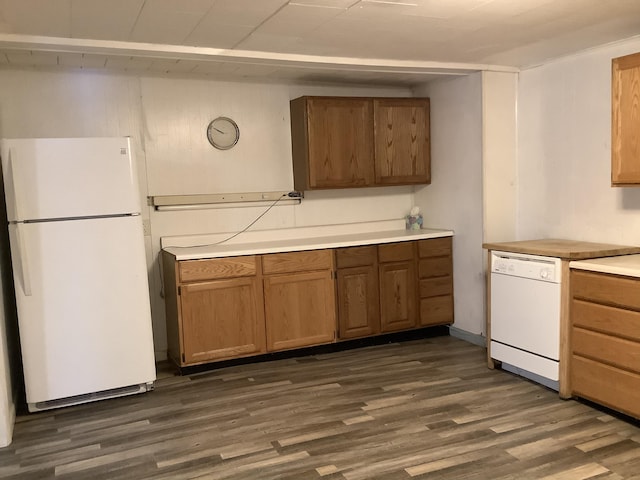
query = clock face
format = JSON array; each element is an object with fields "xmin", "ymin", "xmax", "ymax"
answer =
[{"xmin": 207, "ymin": 117, "xmax": 239, "ymax": 150}]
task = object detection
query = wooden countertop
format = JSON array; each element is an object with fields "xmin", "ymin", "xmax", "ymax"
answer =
[{"xmin": 482, "ymin": 239, "xmax": 640, "ymax": 260}]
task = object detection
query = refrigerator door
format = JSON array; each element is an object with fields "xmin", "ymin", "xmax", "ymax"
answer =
[
  {"xmin": 9, "ymin": 215, "xmax": 156, "ymax": 405},
  {"xmin": 1, "ymin": 137, "xmax": 141, "ymax": 222}
]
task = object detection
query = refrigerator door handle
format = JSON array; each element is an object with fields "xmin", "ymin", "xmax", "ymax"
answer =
[{"xmin": 15, "ymin": 223, "xmax": 32, "ymax": 296}]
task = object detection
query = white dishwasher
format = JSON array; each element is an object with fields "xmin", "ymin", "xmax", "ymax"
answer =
[{"xmin": 490, "ymin": 250, "xmax": 562, "ymax": 389}]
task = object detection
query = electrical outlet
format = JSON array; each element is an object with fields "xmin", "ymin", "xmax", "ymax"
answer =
[{"xmin": 142, "ymin": 219, "xmax": 151, "ymax": 236}]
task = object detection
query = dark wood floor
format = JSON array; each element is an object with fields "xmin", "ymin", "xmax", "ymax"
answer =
[{"xmin": 1, "ymin": 336, "xmax": 639, "ymax": 479}]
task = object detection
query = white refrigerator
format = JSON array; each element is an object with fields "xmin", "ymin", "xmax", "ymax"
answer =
[{"xmin": 0, "ymin": 137, "xmax": 156, "ymax": 412}]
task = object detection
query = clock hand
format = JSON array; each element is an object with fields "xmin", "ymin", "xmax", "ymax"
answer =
[{"xmin": 214, "ymin": 127, "xmax": 225, "ymax": 134}]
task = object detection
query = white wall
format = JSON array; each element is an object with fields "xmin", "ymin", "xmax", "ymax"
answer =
[
  {"xmin": 518, "ymin": 37, "xmax": 640, "ymax": 242},
  {"xmin": 482, "ymin": 71, "xmax": 518, "ymax": 243},
  {"xmin": 413, "ymin": 73, "xmax": 485, "ymax": 336},
  {"xmin": 0, "ymin": 67, "xmax": 416, "ymax": 360}
]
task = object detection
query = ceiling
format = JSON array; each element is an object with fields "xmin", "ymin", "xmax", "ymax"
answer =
[{"xmin": 0, "ymin": 0, "xmax": 639, "ymax": 86}]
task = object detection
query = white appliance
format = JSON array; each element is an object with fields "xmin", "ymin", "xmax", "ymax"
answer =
[
  {"xmin": 490, "ymin": 250, "xmax": 561, "ymax": 389},
  {"xmin": 0, "ymin": 137, "xmax": 156, "ymax": 412}
]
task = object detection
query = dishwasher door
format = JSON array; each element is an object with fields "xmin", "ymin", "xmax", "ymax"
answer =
[{"xmin": 490, "ymin": 251, "xmax": 562, "ymax": 382}]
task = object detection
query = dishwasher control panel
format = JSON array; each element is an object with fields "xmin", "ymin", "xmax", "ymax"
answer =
[{"xmin": 491, "ymin": 251, "xmax": 561, "ymax": 283}]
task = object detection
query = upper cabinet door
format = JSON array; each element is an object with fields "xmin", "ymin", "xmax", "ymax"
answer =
[
  {"xmin": 291, "ymin": 96, "xmax": 374, "ymax": 190},
  {"xmin": 612, "ymin": 52, "xmax": 640, "ymax": 185},
  {"xmin": 373, "ymin": 98, "xmax": 431, "ymax": 186}
]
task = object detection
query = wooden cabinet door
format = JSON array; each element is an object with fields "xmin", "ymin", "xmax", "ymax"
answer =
[
  {"xmin": 180, "ymin": 277, "xmax": 265, "ymax": 365},
  {"xmin": 264, "ymin": 270, "xmax": 336, "ymax": 351},
  {"xmin": 373, "ymin": 98, "xmax": 430, "ymax": 185},
  {"xmin": 379, "ymin": 261, "xmax": 417, "ymax": 332},
  {"xmin": 293, "ymin": 97, "xmax": 374, "ymax": 189},
  {"xmin": 337, "ymin": 266, "xmax": 380, "ymax": 339},
  {"xmin": 612, "ymin": 52, "xmax": 640, "ymax": 185}
]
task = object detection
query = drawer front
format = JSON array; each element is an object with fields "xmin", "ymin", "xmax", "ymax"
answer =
[
  {"xmin": 572, "ymin": 355, "xmax": 640, "ymax": 419},
  {"xmin": 572, "ymin": 299, "xmax": 640, "ymax": 341},
  {"xmin": 378, "ymin": 242, "xmax": 415, "ymax": 263},
  {"xmin": 572, "ymin": 327, "xmax": 640, "ymax": 373},
  {"xmin": 419, "ymin": 276, "xmax": 453, "ymax": 298},
  {"xmin": 418, "ymin": 237, "xmax": 452, "ymax": 258},
  {"xmin": 419, "ymin": 257, "xmax": 452, "ymax": 279},
  {"xmin": 262, "ymin": 249, "xmax": 332, "ymax": 275},
  {"xmin": 179, "ymin": 256, "xmax": 257, "ymax": 282},
  {"xmin": 335, "ymin": 245, "xmax": 377, "ymax": 269},
  {"xmin": 572, "ymin": 270, "xmax": 640, "ymax": 310},
  {"xmin": 420, "ymin": 296, "xmax": 453, "ymax": 326}
]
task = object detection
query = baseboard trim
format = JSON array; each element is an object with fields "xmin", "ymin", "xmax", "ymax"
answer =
[{"xmin": 448, "ymin": 326, "xmax": 486, "ymax": 347}]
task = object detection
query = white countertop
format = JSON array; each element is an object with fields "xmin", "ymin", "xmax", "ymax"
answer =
[
  {"xmin": 163, "ymin": 227, "xmax": 453, "ymax": 260},
  {"xmin": 570, "ymin": 254, "xmax": 640, "ymax": 278}
]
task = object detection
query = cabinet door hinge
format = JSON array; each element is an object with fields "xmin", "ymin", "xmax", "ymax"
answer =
[
  {"xmin": 178, "ymin": 286, "xmax": 182, "ymax": 296},
  {"xmin": 182, "ymin": 353, "xmax": 185, "ymax": 362}
]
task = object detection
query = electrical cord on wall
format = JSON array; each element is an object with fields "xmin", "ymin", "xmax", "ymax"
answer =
[
  {"xmin": 158, "ymin": 191, "xmax": 300, "ymax": 297},
  {"xmin": 168, "ymin": 192, "xmax": 296, "ymax": 249}
]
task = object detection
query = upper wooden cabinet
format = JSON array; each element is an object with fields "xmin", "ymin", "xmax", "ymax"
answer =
[
  {"xmin": 374, "ymin": 98, "xmax": 431, "ymax": 185},
  {"xmin": 612, "ymin": 51, "xmax": 640, "ymax": 185},
  {"xmin": 291, "ymin": 97, "xmax": 373, "ymax": 189},
  {"xmin": 290, "ymin": 96, "xmax": 430, "ymax": 190}
]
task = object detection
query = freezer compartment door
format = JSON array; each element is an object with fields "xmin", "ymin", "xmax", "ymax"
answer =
[
  {"xmin": 1, "ymin": 137, "xmax": 141, "ymax": 221},
  {"xmin": 9, "ymin": 216, "xmax": 156, "ymax": 404}
]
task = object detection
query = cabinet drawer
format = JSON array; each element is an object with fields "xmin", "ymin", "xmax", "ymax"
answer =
[
  {"xmin": 419, "ymin": 276, "xmax": 453, "ymax": 298},
  {"xmin": 572, "ymin": 327, "xmax": 640, "ymax": 373},
  {"xmin": 572, "ymin": 299, "xmax": 640, "ymax": 341},
  {"xmin": 179, "ymin": 256, "xmax": 257, "ymax": 282},
  {"xmin": 420, "ymin": 296, "xmax": 453, "ymax": 326},
  {"xmin": 262, "ymin": 249, "xmax": 332, "ymax": 275},
  {"xmin": 571, "ymin": 355, "xmax": 640, "ymax": 419},
  {"xmin": 378, "ymin": 242, "xmax": 415, "ymax": 263},
  {"xmin": 419, "ymin": 257, "xmax": 452, "ymax": 279},
  {"xmin": 572, "ymin": 270, "xmax": 640, "ymax": 310},
  {"xmin": 418, "ymin": 237, "xmax": 452, "ymax": 258},
  {"xmin": 335, "ymin": 245, "xmax": 377, "ymax": 268}
]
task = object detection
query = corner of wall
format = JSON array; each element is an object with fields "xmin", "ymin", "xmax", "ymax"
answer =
[
  {"xmin": 0, "ymin": 396, "xmax": 15, "ymax": 448},
  {"xmin": 481, "ymin": 71, "xmax": 518, "ymax": 244}
]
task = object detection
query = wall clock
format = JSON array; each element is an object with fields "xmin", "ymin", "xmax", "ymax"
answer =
[{"xmin": 206, "ymin": 117, "xmax": 240, "ymax": 150}]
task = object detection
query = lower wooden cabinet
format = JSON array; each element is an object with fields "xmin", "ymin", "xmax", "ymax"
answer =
[
  {"xmin": 264, "ymin": 270, "xmax": 336, "ymax": 351},
  {"xmin": 336, "ymin": 246, "xmax": 380, "ymax": 340},
  {"xmin": 418, "ymin": 237, "xmax": 454, "ymax": 326},
  {"xmin": 570, "ymin": 269, "xmax": 640, "ymax": 419},
  {"xmin": 379, "ymin": 260, "xmax": 417, "ymax": 332},
  {"xmin": 180, "ymin": 277, "xmax": 265, "ymax": 364},
  {"xmin": 336, "ymin": 266, "xmax": 380, "ymax": 339},
  {"xmin": 163, "ymin": 237, "xmax": 454, "ymax": 368},
  {"xmin": 262, "ymin": 249, "xmax": 336, "ymax": 351},
  {"xmin": 162, "ymin": 253, "xmax": 265, "ymax": 367}
]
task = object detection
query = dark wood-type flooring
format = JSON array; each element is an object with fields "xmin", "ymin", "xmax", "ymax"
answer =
[{"xmin": 1, "ymin": 336, "xmax": 639, "ymax": 479}]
